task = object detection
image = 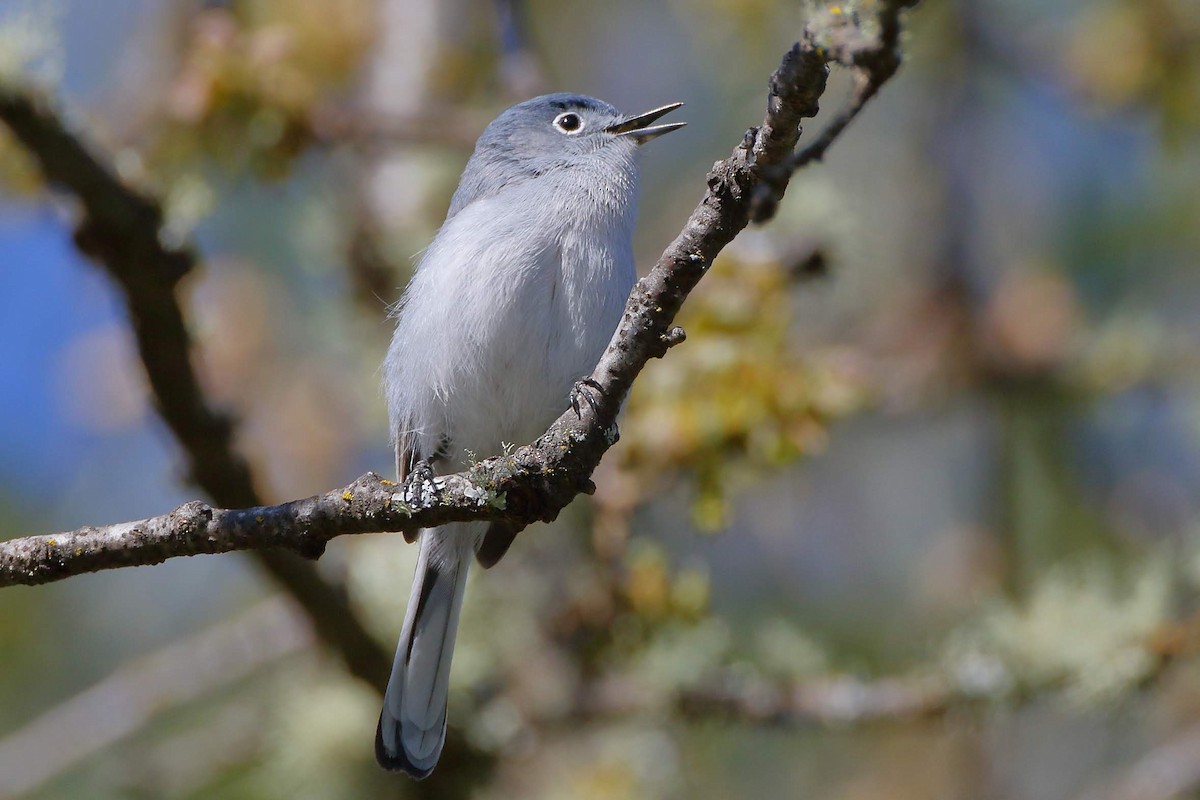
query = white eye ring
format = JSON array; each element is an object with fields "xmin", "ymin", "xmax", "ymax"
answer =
[{"xmin": 553, "ymin": 112, "xmax": 584, "ymax": 134}]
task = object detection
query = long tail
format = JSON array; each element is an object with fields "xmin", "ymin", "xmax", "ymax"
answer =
[{"xmin": 376, "ymin": 525, "xmax": 473, "ymax": 778}]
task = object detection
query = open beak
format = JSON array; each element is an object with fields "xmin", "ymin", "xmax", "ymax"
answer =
[{"xmin": 606, "ymin": 102, "xmax": 686, "ymax": 144}]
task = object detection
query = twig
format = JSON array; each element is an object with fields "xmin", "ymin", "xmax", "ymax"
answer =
[
  {"xmin": 789, "ymin": 68, "xmax": 879, "ymax": 171},
  {"xmin": 678, "ymin": 673, "xmax": 951, "ymax": 726},
  {"xmin": 572, "ymin": 672, "xmax": 953, "ymax": 727},
  {"xmin": 751, "ymin": 0, "xmax": 920, "ymax": 222},
  {"xmin": 0, "ymin": 3, "xmax": 921, "ymax": 596}
]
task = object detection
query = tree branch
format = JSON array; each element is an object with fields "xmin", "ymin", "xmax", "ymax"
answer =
[
  {"xmin": 792, "ymin": 0, "xmax": 917, "ymax": 170},
  {"xmin": 567, "ymin": 671, "xmax": 953, "ymax": 728},
  {"xmin": 1, "ymin": 471, "xmax": 502, "ymax": 587},
  {"xmin": 750, "ymin": 0, "xmax": 921, "ymax": 223},
  {"xmin": 0, "ymin": 80, "xmax": 391, "ymax": 687},
  {"xmin": 1, "ymin": 3, "xmax": 920, "ymax": 587},
  {"xmin": 0, "ymin": 85, "xmax": 234, "ymax": 501}
]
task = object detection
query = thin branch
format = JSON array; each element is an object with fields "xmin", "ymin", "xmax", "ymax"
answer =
[
  {"xmin": 751, "ymin": 0, "xmax": 920, "ymax": 222},
  {"xmin": 572, "ymin": 672, "xmax": 953, "ymax": 727},
  {"xmin": 0, "ymin": 471, "xmax": 505, "ymax": 587},
  {"xmin": 802, "ymin": 2, "xmax": 915, "ymax": 161},
  {"xmin": 789, "ymin": 68, "xmax": 879, "ymax": 170},
  {"xmin": 0, "ymin": 3, "xmax": 921, "ymax": 589}
]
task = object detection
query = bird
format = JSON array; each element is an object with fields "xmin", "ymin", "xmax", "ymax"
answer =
[{"xmin": 376, "ymin": 93, "xmax": 684, "ymax": 778}]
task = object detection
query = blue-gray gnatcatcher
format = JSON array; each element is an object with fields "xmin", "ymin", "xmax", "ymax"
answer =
[{"xmin": 376, "ymin": 94, "xmax": 684, "ymax": 777}]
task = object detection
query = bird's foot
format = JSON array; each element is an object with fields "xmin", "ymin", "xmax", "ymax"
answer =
[
  {"xmin": 400, "ymin": 457, "xmax": 440, "ymax": 542},
  {"xmin": 570, "ymin": 377, "xmax": 605, "ymax": 418}
]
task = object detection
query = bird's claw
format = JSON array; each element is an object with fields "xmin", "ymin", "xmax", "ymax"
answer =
[
  {"xmin": 400, "ymin": 457, "xmax": 439, "ymax": 542},
  {"xmin": 570, "ymin": 377, "xmax": 605, "ymax": 418}
]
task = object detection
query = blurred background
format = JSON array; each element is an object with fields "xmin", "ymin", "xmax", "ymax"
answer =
[{"xmin": 2, "ymin": 0, "xmax": 1200, "ymax": 797}]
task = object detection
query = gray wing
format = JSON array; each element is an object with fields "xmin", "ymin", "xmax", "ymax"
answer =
[{"xmin": 476, "ymin": 522, "xmax": 519, "ymax": 569}]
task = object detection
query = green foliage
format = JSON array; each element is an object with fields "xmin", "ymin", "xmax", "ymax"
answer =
[{"xmin": 622, "ymin": 251, "xmax": 870, "ymax": 530}]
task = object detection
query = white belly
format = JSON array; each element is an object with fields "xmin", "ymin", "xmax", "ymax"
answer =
[{"xmin": 384, "ymin": 183, "xmax": 636, "ymax": 469}]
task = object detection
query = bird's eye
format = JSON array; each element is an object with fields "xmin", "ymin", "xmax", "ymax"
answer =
[{"xmin": 553, "ymin": 112, "xmax": 583, "ymax": 133}]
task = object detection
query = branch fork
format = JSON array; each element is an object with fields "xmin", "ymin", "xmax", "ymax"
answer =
[{"xmin": 0, "ymin": 3, "xmax": 921, "ymax": 591}]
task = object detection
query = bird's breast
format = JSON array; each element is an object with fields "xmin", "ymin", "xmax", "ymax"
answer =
[{"xmin": 387, "ymin": 176, "xmax": 637, "ymax": 464}]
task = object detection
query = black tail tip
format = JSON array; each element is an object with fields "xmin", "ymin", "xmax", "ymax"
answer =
[{"xmin": 375, "ymin": 713, "xmax": 435, "ymax": 779}]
